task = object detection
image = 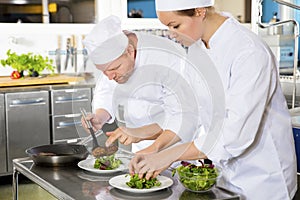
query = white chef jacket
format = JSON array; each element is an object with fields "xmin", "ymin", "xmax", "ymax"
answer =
[
  {"xmin": 193, "ymin": 17, "xmax": 297, "ymax": 199},
  {"xmin": 93, "ymin": 32, "xmax": 203, "ymax": 152}
]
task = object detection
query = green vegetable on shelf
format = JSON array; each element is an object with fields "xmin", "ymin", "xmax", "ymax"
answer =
[
  {"xmin": 126, "ymin": 174, "xmax": 161, "ymax": 189},
  {"xmin": 93, "ymin": 155, "xmax": 121, "ymax": 170},
  {"xmin": 0, "ymin": 49, "xmax": 55, "ymax": 77}
]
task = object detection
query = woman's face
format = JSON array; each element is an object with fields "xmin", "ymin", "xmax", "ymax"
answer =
[{"xmin": 157, "ymin": 11, "xmax": 203, "ymax": 47}]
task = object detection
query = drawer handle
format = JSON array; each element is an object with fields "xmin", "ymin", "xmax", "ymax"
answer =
[
  {"xmin": 64, "ymin": 113, "xmax": 82, "ymax": 118},
  {"xmin": 57, "ymin": 121, "xmax": 82, "ymax": 128},
  {"xmin": 55, "ymin": 95, "xmax": 88, "ymax": 103},
  {"xmin": 10, "ymin": 98, "xmax": 46, "ymax": 107}
]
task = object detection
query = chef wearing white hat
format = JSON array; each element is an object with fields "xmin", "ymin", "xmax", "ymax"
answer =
[
  {"xmin": 82, "ymin": 15, "xmax": 205, "ymax": 154},
  {"xmin": 155, "ymin": 0, "xmax": 214, "ymax": 11},
  {"xmin": 129, "ymin": 1, "xmax": 297, "ymax": 200},
  {"xmin": 83, "ymin": 15, "xmax": 128, "ymax": 65}
]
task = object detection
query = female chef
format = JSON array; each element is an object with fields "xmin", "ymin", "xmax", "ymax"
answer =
[
  {"xmin": 82, "ymin": 15, "xmax": 205, "ymax": 154},
  {"xmin": 129, "ymin": 1, "xmax": 297, "ymax": 199}
]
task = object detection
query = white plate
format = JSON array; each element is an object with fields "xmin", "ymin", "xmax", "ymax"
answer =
[
  {"xmin": 77, "ymin": 157, "xmax": 127, "ymax": 174},
  {"xmin": 109, "ymin": 174, "xmax": 173, "ymax": 193}
]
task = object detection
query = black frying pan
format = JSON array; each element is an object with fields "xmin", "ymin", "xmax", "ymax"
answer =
[{"xmin": 26, "ymin": 144, "xmax": 89, "ymax": 167}]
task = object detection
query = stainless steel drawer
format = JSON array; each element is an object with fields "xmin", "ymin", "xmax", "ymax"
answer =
[
  {"xmin": 0, "ymin": 94, "xmax": 6, "ymax": 174},
  {"xmin": 52, "ymin": 114, "xmax": 88, "ymax": 142},
  {"xmin": 5, "ymin": 91, "xmax": 50, "ymax": 172},
  {"xmin": 51, "ymin": 88, "xmax": 92, "ymax": 115}
]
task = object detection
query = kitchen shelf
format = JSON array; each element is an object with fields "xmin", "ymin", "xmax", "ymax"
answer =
[{"xmin": 0, "ymin": 74, "xmax": 84, "ymax": 87}]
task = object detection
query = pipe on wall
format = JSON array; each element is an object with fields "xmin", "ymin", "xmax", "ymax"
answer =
[{"xmin": 42, "ymin": 0, "xmax": 49, "ymax": 23}]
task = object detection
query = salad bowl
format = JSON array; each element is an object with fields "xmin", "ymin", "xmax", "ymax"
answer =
[{"xmin": 173, "ymin": 161, "xmax": 221, "ymax": 193}]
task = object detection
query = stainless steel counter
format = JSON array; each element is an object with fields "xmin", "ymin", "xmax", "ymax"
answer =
[{"xmin": 13, "ymin": 157, "xmax": 240, "ymax": 200}]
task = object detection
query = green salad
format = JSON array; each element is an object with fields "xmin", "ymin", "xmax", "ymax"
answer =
[
  {"xmin": 173, "ymin": 161, "xmax": 219, "ymax": 192},
  {"xmin": 126, "ymin": 174, "xmax": 161, "ymax": 189},
  {"xmin": 93, "ymin": 155, "xmax": 122, "ymax": 170}
]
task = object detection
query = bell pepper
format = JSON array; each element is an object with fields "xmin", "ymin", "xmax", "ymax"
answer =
[{"xmin": 10, "ymin": 71, "xmax": 21, "ymax": 79}]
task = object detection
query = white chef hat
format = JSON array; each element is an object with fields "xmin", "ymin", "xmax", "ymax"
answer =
[
  {"xmin": 155, "ymin": 0, "xmax": 214, "ymax": 11},
  {"xmin": 83, "ymin": 15, "xmax": 128, "ymax": 65}
]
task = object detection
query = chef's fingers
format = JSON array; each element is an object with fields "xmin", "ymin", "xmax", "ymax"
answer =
[
  {"xmin": 144, "ymin": 170, "xmax": 155, "ymax": 180},
  {"xmin": 123, "ymin": 138, "xmax": 132, "ymax": 145},
  {"xmin": 136, "ymin": 160, "xmax": 148, "ymax": 179},
  {"xmin": 105, "ymin": 129, "xmax": 122, "ymax": 147},
  {"xmin": 129, "ymin": 154, "xmax": 144, "ymax": 174},
  {"xmin": 105, "ymin": 131, "xmax": 113, "ymax": 136},
  {"xmin": 119, "ymin": 126, "xmax": 133, "ymax": 136},
  {"xmin": 129, "ymin": 157, "xmax": 137, "ymax": 174},
  {"xmin": 144, "ymin": 165, "xmax": 162, "ymax": 180},
  {"xmin": 85, "ymin": 113, "xmax": 94, "ymax": 121},
  {"xmin": 152, "ymin": 170, "xmax": 160, "ymax": 178},
  {"xmin": 81, "ymin": 116, "xmax": 87, "ymax": 129},
  {"xmin": 119, "ymin": 135, "xmax": 128, "ymax": 144}
]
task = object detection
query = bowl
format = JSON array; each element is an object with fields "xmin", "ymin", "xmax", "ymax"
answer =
[{"xmin": 175, "ymin": 162, "xmax": 221, "ymax": 193}]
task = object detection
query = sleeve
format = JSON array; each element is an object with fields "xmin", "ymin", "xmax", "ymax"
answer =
[
  {"xmin": 194, "ymin": 49, "xmax": 275, "ymax": 162},
  {"xmin": 158, "ymin": 56, "xmax": 202, "ymax": 143},
  {"xmin": 92, "ymin": 73, "xmax": 117, "ymax": 124}
]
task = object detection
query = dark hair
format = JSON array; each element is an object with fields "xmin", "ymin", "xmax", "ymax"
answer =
[
  {"xmin": 176, "ymin": 9, "xmax": 196, "ymax": 16},
  {"xmin": 175, "ymin": 7, "xmax": 214, "ymax": 17}
]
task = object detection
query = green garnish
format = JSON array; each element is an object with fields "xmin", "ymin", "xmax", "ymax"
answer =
[
  {"xmin": 93, "ymin": 155, "xmax": 121, "ymax": 170},
  {"xmin": 173, "ymin": 161, "xmax": 219, "ymax": 191},
  {"xmin": 125, "ymin": 174, "xmax": 161, "ymax": 189}
]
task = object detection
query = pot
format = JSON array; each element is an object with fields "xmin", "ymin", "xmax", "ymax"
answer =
[{"xmin": 26, "ymin": 144, "xmax": 89, "ymax": 167}]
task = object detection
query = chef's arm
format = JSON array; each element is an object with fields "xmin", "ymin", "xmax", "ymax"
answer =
[
  {"xmin": 105, "ymin": 123, "xmax": 163, "ymax": 147},
  {"xmin": 137, "ymin": 129, "xmax": 181, "ymax": 154},
  {"xmin": 170, "ymin": 141, "xmax": 207, "ymax": 161},
  {"xmin": 135, "ymin": 123, "xmax": 163, "ymax": 140},
  {"xmin": 95, "ymin": 108, "xmax": 112, "ymax": 124},
  {"xmin": 129, "ymin": 141, "xmax": 207, "ymax": 178},
  {"xmin": 92, "ymin": 74, "xmax": 117, "ymax": 124}
]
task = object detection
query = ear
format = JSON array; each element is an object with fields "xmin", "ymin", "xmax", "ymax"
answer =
[{"xmin": 195, "ymin": 8, "xmax": 206, "ymax": 17}]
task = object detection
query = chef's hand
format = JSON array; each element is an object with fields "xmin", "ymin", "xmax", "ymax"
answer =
[
  {"xmin": 105, "ymin": 123, "xmax": 163, "ymax": 147},
  {"xmin": 81, "ymin": 108, "xmax": 111, "ymax": 133},
  {"xmin": 129, "ymin": 142, "xmax": 206, "ymax": 180},
  {"xmin": 81, "ymin": 113, "xmax": 104, "ymax": 133},
  {"xmin": 129, "ymin": 151, "xmax": 174, "ymax": 180},
  {"xmin": 105, "ymin": 127, "xmax": 142, "ymax": 147}
]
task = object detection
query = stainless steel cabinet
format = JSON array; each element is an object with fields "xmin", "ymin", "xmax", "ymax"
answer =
[
  {"xmin": 0, "ymin": 94, "xmax": 7, "ymax": 174},
  {"xmin": 51, "ymin": 88, "xmax": 91, "ymax": 143},
  {"xmin": 5, "ymin": 91, "xmax": 50, "ymax": 172}
]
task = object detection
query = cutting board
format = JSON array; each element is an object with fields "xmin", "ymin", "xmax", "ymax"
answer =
[{"xmin": 0, "ymin": 74, "xmax": 84, "ymax": 87}]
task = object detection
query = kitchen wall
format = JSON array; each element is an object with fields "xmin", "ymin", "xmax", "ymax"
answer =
[
  {"xmin": 0, "ymin": 0, "xmax": 254, "ymax": 77},
  {"xmin": 0, "ymin": 23, "xmax": 97, "ymax": 76},
  {"xmin": 215, "ymin": 0, "xmax": 249, "ymax": 22}
]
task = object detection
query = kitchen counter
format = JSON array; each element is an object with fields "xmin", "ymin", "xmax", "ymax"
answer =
[
  {"xmin": 0, "ymin": 74, "xmax": 85, "ymax": 87},
  {"xmin": 13, "ymin": 157, "xmax": 240, "ymax": 200},
  {"xmin": 0, "ymin": 73, "xmax": 96, "ymax": 93}
]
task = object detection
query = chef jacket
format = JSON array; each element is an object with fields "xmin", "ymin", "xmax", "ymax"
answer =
[
  {"xmin": 93, "ymin": 32, "xmax": 205, "ymax": 152},
  {"xmin": 193, "ymin": 16, "xmax": 297, "ymax": 199}
]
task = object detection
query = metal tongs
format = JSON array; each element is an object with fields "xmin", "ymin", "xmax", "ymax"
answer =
[
  {"xmin": 80, "ymin": 108, "xmax": 100, "ymax": 150},
  {"xmin": 80, "ymin": 108, "xmax": 118, "ymax": 157}
]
